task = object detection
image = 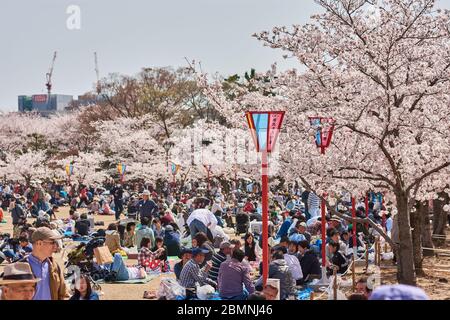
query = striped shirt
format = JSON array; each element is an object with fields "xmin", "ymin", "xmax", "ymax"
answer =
[
  {"xmin": 179, "ymin": 259, "xmax": 217, "ymax": 289},
  {"xmin": 209, "ymin": 251, "xmax": 227, "ymax": 282},
  {"xmin": 307, "ymin": 193, "xmax": 320, "ymax": 210}
]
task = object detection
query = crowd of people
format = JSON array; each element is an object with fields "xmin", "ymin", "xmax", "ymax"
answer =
[{"xmin": 0, "ymin": 177, "xmax": 435, "ymax": 300}]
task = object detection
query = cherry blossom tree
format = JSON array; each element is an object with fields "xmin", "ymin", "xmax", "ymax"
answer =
[
  {"xmin": 1, "ymin": 151, "xmax": 50, "ymax": 184},
  {"xmin": 197, "ymin": 0, "xmax": 450, "ymax": 285},
  {"xmin": 169, "ymin": 119, "xmax": 262, "ymax": 184},
  {"xmin": 55, "ymin": 152, "xmax": 107, "ymax": 185},
  {"xmin": 94, "ymin": 116, "xmax": 167, "ymax": 181}
]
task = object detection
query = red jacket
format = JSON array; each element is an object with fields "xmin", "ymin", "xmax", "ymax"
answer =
[{"xmin": 243, "ymin": 202, "xmax": 255, "ymax": 213}]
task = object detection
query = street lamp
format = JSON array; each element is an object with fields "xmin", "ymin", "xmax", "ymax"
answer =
[
  {"xmin": 309, "ymin": 116, "xmax": 335, "ymax": 285},
  {"xmin": 163, "ymin": 141, "xmax": 174, "ymax": 178},
  {"xmin": 246, "ymin": 110, "xmax": 285, "ymax": 287}
]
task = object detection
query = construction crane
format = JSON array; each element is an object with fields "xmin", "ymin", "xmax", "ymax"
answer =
[
  {"xmin": 45, "ymin": 51, "xmax": 57, "ymax": 97},
  {"xmin": 94, "ymin": 52, "xmax": 101, "ymax": 95}
]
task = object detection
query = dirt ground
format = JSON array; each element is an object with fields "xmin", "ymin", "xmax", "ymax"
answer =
[
  {"xmin": 0, "ymin": 206, "xmax": 167, "ymax": 300},
  {"xmin": 1, "ymin": 206, "xmax": 449, "ymax": 300}
]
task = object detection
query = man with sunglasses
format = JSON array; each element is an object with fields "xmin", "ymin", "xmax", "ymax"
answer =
[{"xmin": 19, "ymin": 227, "xmax": 68, "ymax": 300}]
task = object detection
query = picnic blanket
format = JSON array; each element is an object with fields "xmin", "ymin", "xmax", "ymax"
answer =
[{"xmin": 97, "ymin": 274, "xmax": 158, "ymax": 284}]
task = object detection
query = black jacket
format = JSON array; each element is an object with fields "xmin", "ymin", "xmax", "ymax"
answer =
[
  {"xmin": 299, "ymin": 250, "xmax": 321, "ymax": 281},
  {"xmin": 255, "ymin": 259, "xmax": 296, "ymax": 300},
  {"xmin": 11, "ymin": 204, "xmax": 25, "ymax": 225},
  {"xmin": 327, "ymin": 251, "xmax": 348, "ymax": 275}
]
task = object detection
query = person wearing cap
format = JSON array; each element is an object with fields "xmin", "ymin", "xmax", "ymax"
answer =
[
  {"xmin": 217, "ymin": 248, "xmax": 255, "ymax": 300},
  {"xmin": 179, "ymin": 247, "xmax": 217, "ymax": 298},
  {"xmin": 255, "ymin": 250, "xmax": 296, "ymax": 300},
  {"xmin": 139, "ymin": 190, "xmax": 159, "ymax": 221},
  {"xmin": 295, "ymin": 221, "xmax": 311, "ymax": 243},
  {"xmin": 208, "ymin": 241, "xmax": 234, "ymax": 282},
  {"xmin": 174, "ymin": 247, "xmax": 192, "ymax": 280},
  {"xmin": 163, "ymin": 224, "xmax": 181, "ymax": 257},
  {"xmin": 0, "ymin": 262, "xmax": 41, "ymax": 300},
  {"xmin": 19, "ymin": 227, "xmax": 68, "ymax": 300}
]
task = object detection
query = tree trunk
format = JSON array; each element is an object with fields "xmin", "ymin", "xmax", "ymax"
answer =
[
  {"xmin": 396, "ymin": 192, "xmax": 416, "ymax": 285},
  {"xmin": 410, "ymin": 201, "xmax": 424, "ymax": 276},
  {"xmin": 420, "ymin": 201, "xmax": 434, "ymax": 257},
  {"xmin": 432, "ymin": 191, "xmax": 449, "ymax": 246}
]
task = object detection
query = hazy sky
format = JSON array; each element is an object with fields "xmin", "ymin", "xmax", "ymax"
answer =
[{"xmin": 1, "ymin": 0, "xmax": 449, "ymax": 111}]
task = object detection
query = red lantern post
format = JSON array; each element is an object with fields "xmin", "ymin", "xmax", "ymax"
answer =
[
  {"xmin": 352, "ymin": 197, "xmax": 357, "ymax": 249},
  {"xmin": 321, "ymin": 196, "xmax": 327, "ymax": 269},
  {"xmin": 246, "ymin": 111, "xmax": 285, "ymax": 287},
  {"xmin": 309, "ymin": 116, "xmax": 335, "ymax": 284}
]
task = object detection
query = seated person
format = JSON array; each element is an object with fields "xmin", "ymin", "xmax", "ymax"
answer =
[
  {"xmin": 326, "ymin": 229, "xmax": 348, "ymax": 259},
  {"xmin": 136, "ymin": 217, "xmax": 155, "ymax": 250},
  {"xmin": 179, "ymin": 248, "xmax": 217, "ymax": 298},
  {"xmin": 163, "ymin": 224, "xmax": 181, "ymax": 257},
  {"xmin": 74, "ymin": 213, "xmax": 91, "ymax": 237},
  {"xmin": 127, "ymin": 197, "xmax": 139, "ymax": 218},
  {"xmin": 297, "ymin": 240, "xmax": 321, "ymax": 283},
  {"xmin": 105, "ymin": 223, "xmax": 126, "ymax": 255},
  {"xmin": 100, "ymin": 201, "xmax": 115, "ymax": 216},
  {"xmin": 17, "ymin": 236, "xmax": 33, "ymax": 257},
  {"xmin": 192, "ymin": 232, "xmax": 215, "ymax": 265},
  {"xmin": 356, "ymin": 277, "xmax": 373, "ymax": 299},
  {"xmin": 138, "ymin": 237, "xmax": 166, "ymax": 270},
  {"xmin": 174, "ymin": 247, "xmax": 192, "ymax": 280},
  {"xmin": 255, "ymin": 251, "xmax": 296, "ymax": 300},
  {"xmin": 244, "ymin": 232, "xmax": 262, "ymax": 262},
  {"xmin": 152, "ymin": 237, "xmax": 167, "ymax": 263},
  {"xmin": 327, "ymin": 241, "xmax": 349, "ymax": 276},
  {"xmin": 123, "ymin": 222, "xmax": 137, "ymax": 248},
  {"xmin": 46, "ymin": 205, "xmax": 59, "ymax": 221}
]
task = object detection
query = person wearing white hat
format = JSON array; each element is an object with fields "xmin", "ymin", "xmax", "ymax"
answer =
[
  {"xmin": 139, "ymin": 190, "xmax": 158, "ymax": 221},
  {"xmin": 0, "ymin": 262, "xmax": 41, "ymax": 300}
]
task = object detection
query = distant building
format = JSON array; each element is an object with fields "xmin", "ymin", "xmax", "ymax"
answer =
[{"xmin": 18, "ymin": 94, "xmax": 103, "ymax": 115}]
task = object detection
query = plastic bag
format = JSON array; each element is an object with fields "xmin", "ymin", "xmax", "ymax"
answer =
[
  {"xmin": 157, "ymin": 278, "xmax": 186, "ymax": 300},
  {"xmin": 196, "ymin": 284, "xmax": 215, "ymax": 300},
  {"xmin": 381, "ymin": 252, "xmax": 394, "ymax": 260}
]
